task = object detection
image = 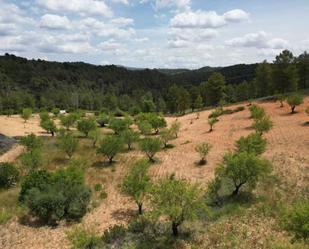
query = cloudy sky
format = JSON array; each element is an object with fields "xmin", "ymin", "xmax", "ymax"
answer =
[{"xmin": 1, "ymin": 0, "xmax": 309, "ymax": 69}]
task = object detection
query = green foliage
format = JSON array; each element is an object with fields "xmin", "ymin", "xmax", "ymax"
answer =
[
  {"xmin": 216, "ymin": 152, "xmax": 272, "ymax": 196},
  {"xmin": 96, "ymin": 113, "xmax": 110, "ymax": 127},
  {"xmin": 67, "ymin": 226, "xmax": 101, "ymax": 249},
  {"xmin": 0, "ymin": 162, "xmax": 19, "ymax": 189},
  {"xmin": 21, "ymin": 108, "xmax": 32, "ymax": 123},
  {"xmin": 22, "ymin": 166, "xmax": 90, "ymax": 225},
  {"xmin": 120, "ymin": 129, "xmax": 140, "ymax": 150},
  {"xmin": 89, "ymin": 128, "xmax": 102, "ymax": 148},
  {"xmin": 19, "ymin": 170, "xmax": 52, "ymax": 202},
  {"xmin": 20, "ymin": 133, "xmax": 42, "ymax": 152},
  {"xmin": 236, "ymin": 133, "xmax": 267, "ymax": 155},
  {"xmin": 150, "ymin": 177, "xmax": 206, "ymax": 236},
  {"xmin": 102, "ymin": 224, "xmax": 127, "ymax": 244},
  {"xmin": 208, "ymin": 117, "xmax": 219, "ymax": 132},
  {"xmin": 121, "ymin": 159, "xmax": 151, "ymax": 214},
  {"xmin": 139, "ymin": 137, "xmax": 162, "ymax": 162},
  {"xmin": 284, "ymin": 200, "xmax": 309, "ymax": 243},
  {"xmin": 202, "ymin": 72, "xmax": 226, "ymax": 106},
  {"xmin": 253, "ymin": 116, "xmax": 273, "ymax": 135},
  {"xmin": 39, "ymin": 111, "xmax": 50, "ymax": 122},
  {"xmin": 137, "ymin": 121, "xmax": 152, "ymax": 135},
  {"xmin": 52, "ymin": 108, "xmax": 60, "ymax": 117},
  {"xmin": 249, "ymin": 105, "xmax": 265, "ymax": 120},
  {"xmin": 160, "ymin": 128, "xmax": 174, "ymax": 148},
  {"xmin": 170, "ymin": 121, "xmax": 181, "ymax": 138},
  {"xmin": 97, "ymin": 135, "xmax": 123, "ymax": 164},
  {"xmin": 60, "ymin": 113, "xmax": 78, "ymax": 130},
  {"xmin": 286, "ymin": 94, "xmax": 304, "ymax": 113},
  {"xmin": 136, "ymin": 113, "xmax": 167, "ymax": 134},
  {"xmin": 194, "ymin": 94, "xmax": 204, "ymax": 110},
  {"xmin": 77, "ymin": 118, "xmax": 97, "ymax": 137},
  {"xmin": 195, "ymin": 142, "xmax": 212, "ymax": 165},
  {"xmin": 273, "ymin": 50, "xmax": 298, "ymax": 93},
  {"xmin": 275, "ymin": 94, "xmax": 286, "ymax": 107},
  {"xmin": 57, "ymin": 132, "xmax": 79, "ymax": 159},
  {"xmin": 255, "ymin": 60, "xmax": 273, "ymax": 97},
  {"xmin": 109, "ymin": 118, "xmax": 132, "ymax": 135},
  {"xmin": 40, "ymin": 118, "xmax": 57, "ymax": 136},
  {"xmin": 20, "ymin": 149, "xmax": 43, "ymax": 172}
]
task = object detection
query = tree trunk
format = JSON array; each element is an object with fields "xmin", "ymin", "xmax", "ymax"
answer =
[
  {"xmin": 51, "ymin": 131, "xmax": 54, "ymax": 137},
  {"xmin": 291, "ymin": 106, "xmax": 296, "ymax": 114},
  {"xmin": 138, "ymin": 203, "xmax": 143, "ymax": 215},
  {"xmin": 172, "ymin": 222, "xmax": 179, "ymax": 236},
  {"xmin": 209, "ymin": 126, "xmax": 213, "ymax": 132},
  {"xmin": 109, "ymin": 156, "xmax": 114, "ymax": 164}
]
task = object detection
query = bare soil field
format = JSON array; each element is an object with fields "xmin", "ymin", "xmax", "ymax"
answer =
[{"xmin": 0, "ymin": 98, "xmax": 309, "ymax": 249}]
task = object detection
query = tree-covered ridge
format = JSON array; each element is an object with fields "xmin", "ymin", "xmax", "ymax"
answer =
[{"xmin": 0, "ymin": 50, "xmax": 308, "ymax": 114}]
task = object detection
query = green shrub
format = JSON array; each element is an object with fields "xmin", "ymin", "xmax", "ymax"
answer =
[
  {"xmin": 287, "ymin": 94, "xmax": 304, "ymax": 114},
  {"xmin": 136, "ymin": 113, "xmax": 167, "ymax": 134},
  {"xmin": 109, "ymin": 118, "xmax": 132, "ymax": 135},
  {"xmin": 57, "ymin": 132, "xmax": 79, "ymax": 159},
  {"xmin": 137, "ymin": 121, "xmax": 152, "ymax": 135},
  {"xmin": 97, "ymin": 135, "xmax": 123, "ymax": 164},
  {"xmin": 216, "ymin": 152, "xmax": 272, "ymax": 196},
  {"xmin": 96, "ymin": 113, "xmax": 110, "ymax": 127},
  {"xmin": 60, "ymin": 113, "xmax": 78, "ymax": 130},
  {"xmin": 121, "ymin": 129, "xmax": 140, "ymax": 150},
  {"xmin": 249, "ymin": 105, "xmax": 265, "ymax": 120},
  {"xmin": 40, "ymin": 118, "xmax": 57, "ymax": 136},
  {"xmin": 22, "ymin": 167, "xmax": 91, "ymax": 225},
  {"xmin": 0, "ymin": 162, "xmax": 19, "ymax": 189},
  {"xmin": 77, "ymin": 118, "xmax": 97, "ymax": 137},
  {"xmin": 208, "ymin": 117, "xmax": 219, "ymax": 132},
  {"xmin": 20, "ymin": 133, "xmax": 42, "ymax": 152},
  {"xmin": 139, "ymin": 137, "xmax": 162, "ymax": 162},
  {"xmin": 284, "ymin": 200, "xmax": 309, "ymax": 243},
  {"xmin": 94, "ymin": 183, "xmax": 102, "ymax": 192},
  {"xmin": 170, "ymin": 121, "xmax": 181, "ymax": 138},
  {"xmin": 52, "ymin": 108, "xmax": 60, "ymax": 117},
  {"xmin": 102, "ymin": 224, "xmax": 127, "ymax": 244},
  {"xmin": 160, "ymin": 128, "xmax": 174, "ymax": 148},
  {"xmin": 253, "ymin": 116, "xmax": 273, "ymax": 135},
  {"xmin": 121, "ymin": 159, "xmax": 150, "ymax": 214},
  {"xmin": 67, "ymin": 226, "xmax": 101, "ymax": 249},
  {"xmin": 195, "ymin": 142, "xmax": 212, "ymax": 165},
  {"xmin": 236, "ymin": 133, "xmax": 267, "ymax": 155},
  {"xmin": 21, "ymin": 108, "xmax": 32, "ymax": 123},
  {"xmin": 20, "ymin": 149, "xmax": 43, "ymax": 172}
]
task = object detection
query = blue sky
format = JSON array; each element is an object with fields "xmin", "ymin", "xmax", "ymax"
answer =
[{"xmin": 0, "ymin": 0, "xmax": 308, "ymax": 68}]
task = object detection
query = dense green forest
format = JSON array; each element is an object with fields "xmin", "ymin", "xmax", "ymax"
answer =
[{"xmin": 0, "ymin": 50, "xmax": 308, "ymax": 114}]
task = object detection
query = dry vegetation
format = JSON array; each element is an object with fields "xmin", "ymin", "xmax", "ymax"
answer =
[{"xmin": 0, "ymin": 97, "xmax": 309, "ymax": 249}]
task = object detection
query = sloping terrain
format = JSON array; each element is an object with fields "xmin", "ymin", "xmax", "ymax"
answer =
[{"xmin": 0, "ymin": 98, "xmax": 308, "ymax": 249}]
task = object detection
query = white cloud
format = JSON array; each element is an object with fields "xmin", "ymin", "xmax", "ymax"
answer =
[
  {"xmin": 37, "ymin": 0, "xmax": 113, "ymax": 17},
  {"xmin": 226, "ymin": 31, "xmax": 289, "ymax": 49},
  {"xmin": 40, "ymin": 14, "xmax": 72, "ymax": 30},
  {"xmin": 223, "ymin": 9, "xmax": 250, "ymax": 22},
  {"xmin": 170, "ymin": 9, "xmax": 249, "ymax": 29},
  {"xmin": 110, "ymin": 17, "xmax": 134, "ymax": 27},
  {"xmin": 155, "ymin": 0, "xmax": 191, "ymax": 11},
  {"xmin": 111, "ymin": 0, "xmax": 129, "ymax": 4}
]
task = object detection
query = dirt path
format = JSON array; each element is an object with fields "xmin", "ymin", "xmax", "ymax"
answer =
[{"xmin": 0, "ymin": 145, "xmax": 24, "ymax": 163}]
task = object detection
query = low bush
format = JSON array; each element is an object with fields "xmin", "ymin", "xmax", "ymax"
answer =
[
  {"xmin": 67, "ymin": 226, "xmax": 101, "ymax": 249},
  {"xmin": 0, "ymin": 162, "xmax": 19, "ymax": 189}
]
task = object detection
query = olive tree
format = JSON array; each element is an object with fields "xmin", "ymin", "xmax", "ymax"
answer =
[
  {"xmin": 121, "ymin": 129, "xmax": 139, "ymax": 150},
  {"xmin": 150, "ymin": 177, "xmax": 206, "ymax": 236},
  {"xmin": 89, "ymin": 128, "xmax": 102, "ymax": 148},
  {"xmin": 20, "ymin": 133, "xmax": 42, "ymax": 152},
  {"xmin": 287, "ymin": 94, "xmax": 304, "ymax": 114},
  {"xmin": 139, "ymin": 137, "xmax": 162, "ymax": 162},
  {"xmin": 97, "ymin": 136, "xmax": 123, "ymax": 164},
  {"xmin": 236, "ymin": 133, "xmax": 267, "ymax": 155},
  {"xmin": 77, "ymin": 118, "xmax": 97, "ymax": 137},
  {"xmin": 170, "ymin": 121, "xmax": 181, "ymax": 138},
  {"xmin": 21, "ymin": 108, "xmax": 32, "ymax": 126},
  {"xmin": 57, "ymin": 132, "xmax": 79, "ymax": 159},
  {"xmin": 249, "ymin": 105, "xmax": 265, "ymax": 120},
  {"xmin": 41, "ymin": 118, "xmax": 57, "ymax": 136},
  {"xmin": 121, "ymin": 159, "xmax": 150, "ymax": 215},
  {"xmin": 160, "ymin": 128, "xmax": 174, "ymax": 148},
  {"xmin": 195, "ymin": 142, "xmax": 212, "ymax": 165},
  {"xmin": 208, "ymin": 118, "xmax": 219, "ymax": 132},
  {"xmin": 60, "ymin": 113, "xmax": 78, "ymax": 130},
  {"xmin": 216, "ymin": 152, "xmax": 272, "ymax": 196}
]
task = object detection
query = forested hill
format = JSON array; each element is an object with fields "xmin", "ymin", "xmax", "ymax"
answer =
[{"xmin": 0, "ymin": 50, "xmax": 307, "ymax": 114}]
